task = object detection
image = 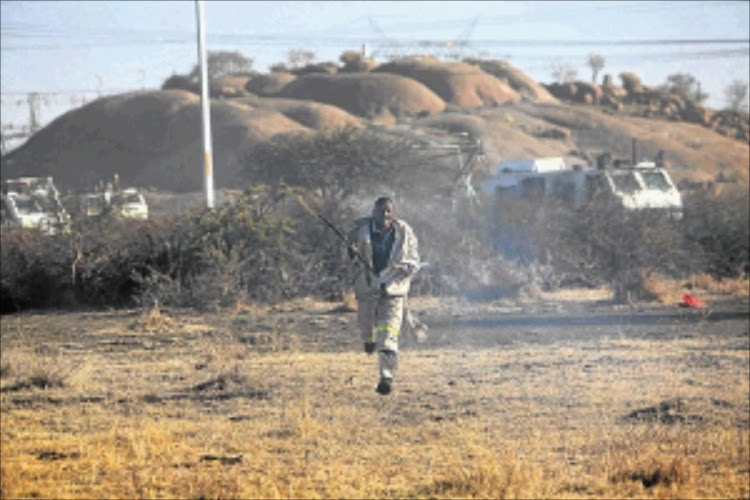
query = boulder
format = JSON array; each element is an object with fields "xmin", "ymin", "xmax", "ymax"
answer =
[
  {"xmin": 573, "ymin": 81, "xmax": 602, "ymax": 104},
  {"xmin": 235, "ymin": 97, "xmax": 362, "ymax": 131},
  {"xmin": 601, "ymin": 93, "xmax": 623, "ymax": 110},
  {"xmin": 683, "ymin": 100, "xmax": 714, "ymax": 126},
  {"xmin": 339, "ymin": 58, "xmax": 379, "ymax": 73},
  {"xmin": 246, "ymin": 72, "xmax": 297, "ymax": 97},
  {"xmin": 374, "ymin": 57, "xmax": 520, "ymax": 107},
  {"xmin": 291, "ymin": 62, "xmax": 339, "ymax": 76},
  {"xmin": 463, "ymin": 58, "xmax": 558, "ymax": 103},
  {"xmin": 277, "ymin": 72, "xmax": 446, "ymax": 119},
  {"xmin": 543, "ymin": 82, "xmax": 578, "ymax": 101}
]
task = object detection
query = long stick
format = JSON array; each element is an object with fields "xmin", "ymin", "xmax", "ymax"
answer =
[{"xmin": 294, "ymin": 194, "xmax": 375, "ymax": 273}]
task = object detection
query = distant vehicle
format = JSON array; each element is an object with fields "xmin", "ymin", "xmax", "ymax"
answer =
[
  {"xmin": 79, "ymin": 192, "xmax": 110, "ymax": 218},
  {"xmin": 110, "ymin": 188, "xmax": 148, "ymax": 220},
  {"xmin": 1, "ymin": 192, "xmax": 59, "ymax": 233},
  {"xmin": 75, "ymin": 187, "xmax": 149, "ymax": 221},
  {"xmin": 1, "ymin": 177, "xmax": 71, "ymax": 234},
  {"xmin": 482, "ymin": 155, "xmax": 683, "ymax": 219}
]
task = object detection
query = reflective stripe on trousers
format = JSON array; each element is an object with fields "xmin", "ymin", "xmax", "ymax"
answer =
[{"xmin": 357, "ymin": 294, "xmax": 404, "ymax": 380}]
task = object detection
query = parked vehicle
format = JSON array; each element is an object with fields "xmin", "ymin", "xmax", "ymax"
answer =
[
  {"xmin": 110, "ymin": 188, "xmax": 148, "ymax": 220},
  {"xmin": 79, "ymin": 192, "xmax": 110, "ymax": 218},
  {"xmin": 1, "ymin": 177, "xmax": 71, "ymax": 234},
  {"xmin": 482, "ymin": 155, "xmax": 683, "ymax": 219},
  {"xmin": 1, "ymin": 192, "xmax": 58, "ymax": 233},
  {"xmin": 74, "ymin": 187, "xmax": 149, "ymax": 221}
]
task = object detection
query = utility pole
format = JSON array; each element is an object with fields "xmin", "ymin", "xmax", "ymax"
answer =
[
  {"xmin": 28, "ymin": 93, "xmax": 41, "ymax": 134},
  {"xmin": 195, "ymin": 0, "xmax": 215, "ymax": 208}
]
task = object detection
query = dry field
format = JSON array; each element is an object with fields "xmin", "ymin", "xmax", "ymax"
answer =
[{"xmin": 1, "ymin": 286, "xmax": 748, "ymax": 499}]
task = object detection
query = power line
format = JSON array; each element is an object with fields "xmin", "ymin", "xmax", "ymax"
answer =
[{"xmin": 1, "ymin": 88, "xmax": 141, "ymax": 96}]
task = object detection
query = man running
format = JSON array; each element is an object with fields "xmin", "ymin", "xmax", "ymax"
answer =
[{"xmin": 347, "ymin": 196, "xmax": 420, "ymax": 395}]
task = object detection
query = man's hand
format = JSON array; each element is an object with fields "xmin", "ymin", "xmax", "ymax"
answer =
[
  {"xmin": 364, "ymin": 341, "xmax": 376, "ymax": 354},
  {"xmin": 369, "ymin": 277, "xmax": 384, "ymax": 297},
  {"xmin": 347, "ymin": 243, "xmax": 358, "ymax": 260}
]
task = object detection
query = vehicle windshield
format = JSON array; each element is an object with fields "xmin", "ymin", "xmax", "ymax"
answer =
[
  {"xmin": 609, "ymin": 171, "xmax": 641, "ymax": 194},
  {"xmin": 124, "ymin": 193, "xmax": 143, "ymax": 204},
  {"xmin": 4, "ymin": 182, "xmax": 30, "ymax": 194},
  {"xmin": 640, "ymin": 171, "xmax": 672, "ymax": 191},
  {"xmin": 13, "ymin": 196, "xmax": 42, "ymax": 214},
  {"xmin": 114, "ymin": 193, "xmax": 143, "ymax": 205}
]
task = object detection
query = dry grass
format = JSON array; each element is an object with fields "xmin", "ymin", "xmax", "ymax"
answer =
[
  {"xmin": 538, "ymin": 286, "xmax": 613, "ymax": 303},
  {"xmin": 643, "ymin": 274, "xmax": 750, "ymax": 306},
  {"xmin": 1, "ymin": 301, "xmax": 748, "ymax": 499}
]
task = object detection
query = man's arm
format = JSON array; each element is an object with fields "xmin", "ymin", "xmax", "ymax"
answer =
[
  {"xmin": 400, "ymin": 222, "xmax": 420, "ymax": 277},
  {"xmin": 346, "ymin": 217, "xmax": 370, "ymax": 261},
  {"xmin": 376, "ymin": 222, "xmax": 420, "ymax": 287}
]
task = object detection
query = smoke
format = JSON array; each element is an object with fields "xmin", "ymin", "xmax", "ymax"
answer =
[{"xmin": 393, "ymin": 188, "xmax": 532, "ymax": 303}]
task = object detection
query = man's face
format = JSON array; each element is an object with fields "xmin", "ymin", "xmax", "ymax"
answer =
[{"xmin": 373, "ymin": 200, "xmax": 394, "ymax": 231}]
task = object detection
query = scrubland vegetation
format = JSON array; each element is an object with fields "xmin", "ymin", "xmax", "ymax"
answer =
[
  {"xmin": 2, "ymin": 167, "xmax": 747, "ymax": 313},
  {"xmin": 1, "ymin": 299, "xmax": 748, "ymax": 499}
]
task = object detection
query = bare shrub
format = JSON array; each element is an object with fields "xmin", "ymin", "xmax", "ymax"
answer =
[
  {"xmin": 662, "ymin": 72, "xmax": 709, "ymax": 104},
  {"xmin": 724, "ymin": 79, "xmax": 749, "ymax": 112},
  {"xmin": 550, "ymin": 61, "xmax": 578, "ymax": 84},
  {"xmin": 681, "ymin": 187, "xmax": 750, "ymax": 278},
  {"xmin": 572, "ymin": 200, "xmax": 689, "ymax": 302},
  {"xmin": 151, "ymin": 188, "xmax": 304, "ymax": 308},
  {"xmin": 481, "ymin": 194, "xmax": 690, "ymax": 303},
  {"xmin": 587, "ymin": 53, "xmax": 606, "ymax": 84},
  {"xmin": 243, "ymin": 125, "xmax": 420, "ymax": 202},
  {"xmin": 1, "ymin": 227, "xmax": 75, "ymax": 312},
  {"xmin": 59, "ymin": 215, "xmax": 185, "ymax": 309}
]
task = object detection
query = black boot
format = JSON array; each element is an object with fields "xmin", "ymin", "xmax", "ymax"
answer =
[{"xmin": 376, "ymin": 377, "xmax": 392, "ymax": 395}]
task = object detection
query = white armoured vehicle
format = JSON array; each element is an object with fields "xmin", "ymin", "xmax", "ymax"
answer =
[{"xmin": 482, "ymin": 155, "xmax": 683, "ymax": 219}]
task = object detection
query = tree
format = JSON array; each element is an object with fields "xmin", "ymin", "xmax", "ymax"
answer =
[
  {"xmin": 339, "ymin": 49, "xmax": 362, "ymax": 66},
  {"xmin": 242, "ymin": 125, "xmax": 423, "ymax": 203},
  {"xmin": 187, "ymin": 50, "xmax": 254, "ymax": 83},
  {"xmin": 287, "ymin": 49, "xmax": 316, "ymax": 69},
  {"xmin": 587, "ymin": 53, "xmax": 605, "ymax": 84},
  {"xmin": 550, "ymin": 61, "xmax": 578, "ymax": 84},
  {"xmin": 269, "ymin": 63, "xmax": 290, "ymax": 73},
  {"xmin": 662, "ymin": 73, "xmax": 708, "ymax": 103},
  {"xmin": 724, "ymin": 79, "xmax": 749, "ymax": 112},
  {"xmin": 161, "ymin": 73, "xmax": 196, "ymax": 92}
]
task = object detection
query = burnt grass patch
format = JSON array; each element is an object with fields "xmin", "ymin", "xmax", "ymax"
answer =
[
  {"xmin": 618, "ymin": 396, "xmax": 743, "ymax": 426},
  {"xmin": 610, "ymin": 458, "xmax": 691, "ymax": 489},
  {"xmin": 1, "ymin": 375, "xmax": 66, "ymax": 392},
  {"xmin": 141, "ymin": 372, "xmax": 271, "ymax": 404}
]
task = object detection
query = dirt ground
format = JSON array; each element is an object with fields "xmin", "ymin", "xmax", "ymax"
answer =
[{"xmin": 1, "ymin": 292, "xmax": 748, "ymax": 499}]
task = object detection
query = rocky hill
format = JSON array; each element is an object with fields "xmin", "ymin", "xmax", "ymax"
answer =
[{"xmin": 2, "ymin": 57, "xmax": 747, "ymax": 194}]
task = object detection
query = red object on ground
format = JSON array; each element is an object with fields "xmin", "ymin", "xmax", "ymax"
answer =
[{"xmin": 681, "ymin": 293, "xmax": 706, "ymax": 308}]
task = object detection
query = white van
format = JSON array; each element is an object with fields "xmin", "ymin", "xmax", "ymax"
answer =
[
  {"xmin": 111, "ymin": 188, "xmax": 149, "ymax": 220},
  {"xmin": 482, "ymin": 157, "xmax": 683, "ymax": 219}
]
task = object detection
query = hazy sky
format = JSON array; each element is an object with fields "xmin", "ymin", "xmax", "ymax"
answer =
[{"xmin": 1, "ymin": 0, "xmax": 748, "ymax": 142}]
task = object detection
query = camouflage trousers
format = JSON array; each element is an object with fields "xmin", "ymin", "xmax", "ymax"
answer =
[{"xmin": 357, "ymin": 293, "xmax": 405, "ymax": 381}]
